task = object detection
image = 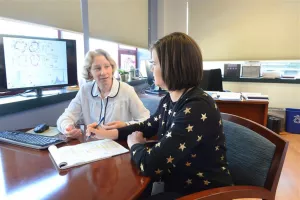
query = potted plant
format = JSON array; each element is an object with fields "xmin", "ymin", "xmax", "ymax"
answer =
[{"xmin": 118, "ymin": 69, "xmax": 129, "ymax": 82}]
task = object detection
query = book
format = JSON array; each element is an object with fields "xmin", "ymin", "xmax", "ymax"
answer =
[{"xmin": 48, "ymin": 139, "xmax": 129, "ymax": 170}]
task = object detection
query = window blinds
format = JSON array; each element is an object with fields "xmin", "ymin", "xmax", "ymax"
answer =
[
  {"xmin": 0, "ymin": 0, "xmax": 148, "ymax": 48},
  {"xmin": 189, "ymin": 0, "xmax": 300, "ymax": 60}
]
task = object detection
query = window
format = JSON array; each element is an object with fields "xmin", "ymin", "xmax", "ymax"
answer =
[
  {"xmin": 203, "ymin": 60, "xmax": 300, "ymax": 79},
  {"xmin": 0, "ymin": 17, "xmax": 58, "ymax": 38},
  {"xmin": 260, "ymin": 61, "xmax": 300, "ymax": 78},
  {"xmin": 137, "ymin": 48, "xmax": 151, "ymax": 77},
  {"xmin": 61, "ymin": 31, "xmax": 121, "ymax": 84},
  {"xmin": 119, "ymin": 44, "xmax": 136, "ymax": 51},
  {"xmin": 89, "ymin": 38, "xmax": 118, "ymax": 67},
  {"xmin": 60, "ymin": 31, "xmax": 84, "ymax": 85},
  {"xmin": 118, "ymin": 45, "xmax": 137, "ymax": 72}
]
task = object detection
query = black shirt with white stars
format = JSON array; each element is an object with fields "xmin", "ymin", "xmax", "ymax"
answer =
[{"xmin": 118, "ymin": 87, "xmax": 233, "ymax": 195}]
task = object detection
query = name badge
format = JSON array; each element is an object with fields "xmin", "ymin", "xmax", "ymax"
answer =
[{"xmin": 151, "ymin": 181, "xmax": 165, "ymax": 196}]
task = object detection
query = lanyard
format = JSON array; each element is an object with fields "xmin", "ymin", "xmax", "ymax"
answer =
[
  {"xmin": 99, "ymin": 98, "xmax": 109, "ymax": 125},
  {"xmin": 90, "ymin": 80, "xmax": 121, "ymax": 124},
  {"xmin": 90, "ymin": 80, "xmax": 121, "ymax": 98}
]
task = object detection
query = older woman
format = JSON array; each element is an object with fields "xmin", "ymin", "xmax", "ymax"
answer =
[
  {"xmin": 86, "ymin": 33, "xmax": 233, "ymax": 198},
  {"xmin": 57, "ymin": 49, "xmax": 150, "ymax": 138}
]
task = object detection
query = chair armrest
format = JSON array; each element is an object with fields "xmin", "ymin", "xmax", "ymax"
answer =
[{"xmin": 177, "ymin": 186, "xmax": 273, "ymax": 200}]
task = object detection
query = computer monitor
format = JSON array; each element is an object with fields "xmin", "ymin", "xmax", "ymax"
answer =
[
  {"xmin": 0, "ymin": 35, "xmax": 77, "ymax": 97},
  {"xmin": 144, "ymin": 60, "xmax": 167, "ymax": 95}
]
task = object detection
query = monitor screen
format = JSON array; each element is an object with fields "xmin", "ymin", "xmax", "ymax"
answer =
[{"xmin": 0, "ymin": 35, "xmax": 77, "ymax": 92}]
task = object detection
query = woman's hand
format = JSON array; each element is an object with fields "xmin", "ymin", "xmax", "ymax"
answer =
[
  {"xmin": 64, "ymin": 124, "xmax": 82, "ymax": 138},
  {"xmin": 102, "ymin": 121, "xmax": 127, "ymax": 130},
  {"xmin": 127, "ymin": 131, "xmax": 146, "ymax": 149},
  {"xmin": 86, "ymin": 122, "xmax": 107, "ymax": 140}
]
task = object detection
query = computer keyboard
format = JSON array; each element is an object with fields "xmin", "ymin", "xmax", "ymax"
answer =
[{"xmin": 0, "ymin": 131, "xmax": 65, "ymax": 150}]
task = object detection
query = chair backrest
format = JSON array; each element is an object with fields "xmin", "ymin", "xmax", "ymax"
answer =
[
  {"xmin": 177, "ymin": 114, "xmax": 288, "ymax": 200},
  {"xmin": 224, "ymin": 120, "xmax": 275, "ymax": 186},
  {"xmin": 200, "ymin": 69, "xmax": 223, "ymax": 91},
  {"xmin": 222, "ymin": 113, "xmax": 288, "ymax": 193}
]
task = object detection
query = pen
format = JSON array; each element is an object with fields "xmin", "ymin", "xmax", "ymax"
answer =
[{"xmin": 86, "ymin": 117, "xmax": 104, "ymax": 141}]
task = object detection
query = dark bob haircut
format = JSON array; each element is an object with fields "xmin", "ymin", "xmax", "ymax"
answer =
[{"xmin": 151, "ymin": 32, "xmax": 203, "ymax": 91}]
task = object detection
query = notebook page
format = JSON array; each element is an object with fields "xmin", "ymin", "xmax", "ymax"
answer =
[
  {"xmin": 52, "ymin": 139, "xmax": 129, "ymax": 169},
  {"xmin": 76, "ymin": 139, "xmax": 129, "ymax": 161},
  {"xmin": 85, "ymin": 139, "xmax": 129, "ymax": 157},
  {"xmin": 48, "ymin": 145, "xmax": 66, "ymax": 169},
  {"xmin": 54, "ymin": 145, "xmax": 87, "ymax": 169}
]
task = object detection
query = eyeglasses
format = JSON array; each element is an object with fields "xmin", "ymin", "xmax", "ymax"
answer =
[
  {"xmin": 147, "ymin": 60, "xmax": 154, "ymax": 70},
  {"xmin": 147, "ymin": 60, "xmax": 154, "ymax": 65}
]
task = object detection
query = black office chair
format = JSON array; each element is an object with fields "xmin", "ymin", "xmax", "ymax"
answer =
[{"xmin": 200, "ymin": 68, "xmax": 224, "ymax": 92}]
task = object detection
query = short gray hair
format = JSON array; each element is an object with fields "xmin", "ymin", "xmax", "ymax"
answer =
[{"xmin": 82, "ymin": 49, "xmax": 117, "ymax": 80}]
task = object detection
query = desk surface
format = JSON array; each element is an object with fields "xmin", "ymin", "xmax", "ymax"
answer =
[
  {"xmin": 138, "ymin": 93, "xmax": 268, "ymax": 126},
  {"xmin": 0, "ymin": 134, "xmax": 150, "ymax": 200}
]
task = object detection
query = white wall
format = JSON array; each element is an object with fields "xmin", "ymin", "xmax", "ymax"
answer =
[{"xmin": 224, "ymin": 82, "xmax": 300, "ymax": 109}]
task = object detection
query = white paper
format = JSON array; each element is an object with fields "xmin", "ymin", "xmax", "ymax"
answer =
[
  {"xmin": 48, "ymin": 139, "xmax": 129, "ymax": 170},
  {"xmin": 48, "ymin": 145, "xmax": 66, "ymax": 168},
  {"xmin": 206, "ymin": 91, "xmax": 242, "ymax": 101}
]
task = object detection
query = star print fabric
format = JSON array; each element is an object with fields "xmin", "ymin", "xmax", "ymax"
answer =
[{"xmin": 118, "ymin": 87, "xmax": 233, "ymax": 195}]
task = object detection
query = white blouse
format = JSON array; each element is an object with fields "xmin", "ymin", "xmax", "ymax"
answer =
[{"xmin": 57, "ymin": 79, "xmax": 150, "ymax": 133}]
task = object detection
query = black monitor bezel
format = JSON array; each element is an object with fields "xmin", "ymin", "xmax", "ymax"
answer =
[{"xmin": 0, "ymin": 34, "xmax": 77, "ymax": 92}]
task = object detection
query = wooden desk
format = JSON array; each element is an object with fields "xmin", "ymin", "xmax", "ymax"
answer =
[
  {"xmin": 216, "ymin": 100, "xmax": 269, "ymax": 126},
  {"xmin": 139, "ymin": 93, "xmax": 268, "ymax": 126},
  {"xmin": 0, "ymin": 134, "xmax": 150, "ymax": 200}
]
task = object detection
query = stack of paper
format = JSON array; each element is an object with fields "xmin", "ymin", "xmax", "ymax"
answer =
[
  {"xmin": 206, "ymin": 91, "xmax": 242, "ymax": 101},
  {"xmin": 241, "ymin": 93, "xmax": 269, "ymax": 101}
]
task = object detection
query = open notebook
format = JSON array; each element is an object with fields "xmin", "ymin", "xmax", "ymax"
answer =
[{"xmin": 48, "ymin": 139, "xmax": 129, "ymax": 170}]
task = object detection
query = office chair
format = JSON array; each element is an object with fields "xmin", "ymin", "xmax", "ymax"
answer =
[
  {"xmin": 200, "ymin": 69, "xmax": 223, "ymax": 92},
  {"xmin": 178, "ymin": 113, "xmax": 288, "ymax": 200}
]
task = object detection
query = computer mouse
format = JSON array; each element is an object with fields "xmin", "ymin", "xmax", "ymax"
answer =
[{"xmin": 34, "ymin": 123, "xmax": 49, "ymax": 133}]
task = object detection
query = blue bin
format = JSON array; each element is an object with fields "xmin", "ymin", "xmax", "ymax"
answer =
[{"xmin": 285, "ymin": 108, "xmax": 300, "ymax": 134}]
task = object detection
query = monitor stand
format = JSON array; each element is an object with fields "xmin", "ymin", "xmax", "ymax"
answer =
[
  {"xmin": 21, "ymin": 88, "xmax": 43, "ymax": 97},
  {"xmin": 145, "ymin": 85, "xmax": 168, "ymax": 95}
]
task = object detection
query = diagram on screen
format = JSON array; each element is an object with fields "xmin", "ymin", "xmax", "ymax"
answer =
[
  {"xmin": 13, "ymin": 40, "xmax": 27, "ymax": 53},
  {"xmin": 29, "ymin": 41, "xmax": 39, "ymax": 52},
  {"xmin": 3, "ymin": 37, "xmax": 68, "ymax": 89},
  {"xmin": 30, "ymin": 54, "xmax": 40, "ymax": 66},
  {"xmin": 48, "ymin": 70, "xmax": 67, "ymax": 85},
  {"xmin": 11, "ymin": 40, "xmax": 59, "ymax": 68}
]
